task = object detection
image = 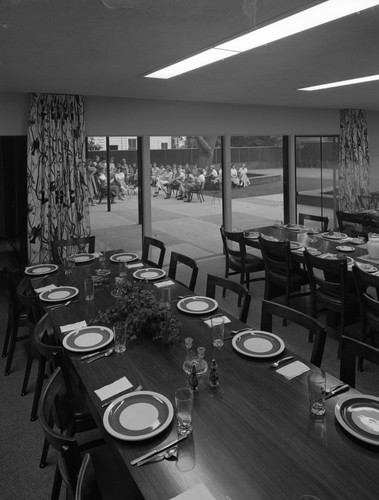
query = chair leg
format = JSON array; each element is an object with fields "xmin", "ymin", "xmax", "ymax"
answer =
[
  {"xmin": 4, "ymin": 316, "xmax": 19, "ymax": 376},
  {"xmin": 39, "ymin": 437, "xmax": 50, "ymax": 468},
  {"xmin": 2, "ymin": 314, "xmax": 12, "ymax": 357},
  {"xmin": 21, "ymin": 341, "xmax": 34, "ymax": 396},
  {"xmin": 30, "ymin": 357, "xmax": 46, "ymax": 421},
  {"xmin": 51, "ymin": 464, "xmax": 62, "ymax": 500}
]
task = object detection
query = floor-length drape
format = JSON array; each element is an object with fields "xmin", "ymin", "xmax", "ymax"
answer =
[
  {"xmin": 27, "ymin": 93, "xmax": 90, "ymax": 263},
  {"xmin": 338, "ymin": 109, "xmax": 370, "ymax": 212}
]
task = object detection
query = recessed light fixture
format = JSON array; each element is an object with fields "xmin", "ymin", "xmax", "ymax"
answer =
[
  {"xmin": 145, "ymin": 0, "xmax": 379, "ymax": 79},
  {"xmin": 299, "ymin": 74, "xmax": 379, "ymax": 91}
]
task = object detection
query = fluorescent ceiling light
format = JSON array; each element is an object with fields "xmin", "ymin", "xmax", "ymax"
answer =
[
  {"xmin": 299, "ymin": 74, "xmax": 379, "ymax": 91},
  {"xmin": 145, "ymin": 0, "xmax": 379, "ymax": 79},
  {"xmin": 145, "ymin": 48, "xmax": 237, "ymax": 79}
]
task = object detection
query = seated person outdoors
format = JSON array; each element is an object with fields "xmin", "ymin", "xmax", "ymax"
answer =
[
  {"xmin": 165, "ymin": 165, "xmax": 185, "ymax": 198},
  {"xmin": 153, "ymin": 166, "xmax": 173, "ymax": 196},
  {"xmin": 114, "ymin": 166, "xmax": 129, "ymax": 196},
  {"xmin": 231, "ymin": 163, "xmax": 239, "ymax": 188},
  {"xmin": 176, "ymin": 167, "xmax": 195, "ymax": 200},
  {"xmin": 151, "ymin": 162, "xmax": 161, "ymax": 186},
  {"xmin": 238, "ymin": 163, "xmax": 250, "ymax": 187},
  {"xmin": 183, "ymin": 168, "xmax": 205, "ymax": 202},
  {"xmin": 95, "ymin": 171, "xmax": 118, "ymax": 202}
]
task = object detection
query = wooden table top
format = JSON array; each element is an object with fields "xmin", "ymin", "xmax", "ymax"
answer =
[{"xmin": 31, "ymin": 252, "xmax": 379, "ymax": 500}]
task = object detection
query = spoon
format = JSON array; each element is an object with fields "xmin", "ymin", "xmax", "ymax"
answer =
[
  {"xmin": 86, "ymin": 348, "xmax": 114, "ymax": 364},
  {"xmin": 270, "ymin": 356, "xmax": 294, "ymax": 368},
  {"xmin": 137, "ymin": 446, "xmax": 178, "ymax": 466}
]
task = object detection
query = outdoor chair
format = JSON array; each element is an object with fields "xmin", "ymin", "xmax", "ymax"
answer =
[
  {"xmin": 260, "ymin": 299, "xmax": 326, "ymax": 367},
  {"xmin": 303, "ymin": 250, "xmax": 360, "ymax": 358},
  {"xmin": 352, "ymin": 265, "xmax": 379, "ymax": 371},
  {"xmin": 340, "ymin": 336, "xmax": 379, "ymax": 388},
  {"xmin": 220, "ymin": 226, "xmax": 264, "ymax": 305},
  {"xmin": 298, "ymin": 213, "xmax": 329, "ymax": 232},
  {"xmin": 168, "ymin": 251, "xmax": 198, "ymax": 292},
  {"xmin": 206, "ymin": 274, "xmax": 251, "ymax": 323},
  {"xmin": 51, "ymin": 236, "xmax": 95, "ymax": 264},
  {"xmin": 258, "ymin": 236, "xmax": 309, "ymax": 312},
  {"xmin": 187, "ymin": 181, "xmax": 205, "ymax": 203},
  {"xmin": 141, "ymin": 236, "xmax": 166, "ymax": 268}
]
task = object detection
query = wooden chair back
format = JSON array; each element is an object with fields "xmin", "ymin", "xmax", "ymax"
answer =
[
  {"xmin": 206, "ymin": 274, "xmax": 251, "ymax": 323},
  {"xmin": 51, "ymin": 236, "xmax": 95, "ymax": 264},
  {"xmin": 298, "ymin": 213, "xmax": 329, "ymax": 232},
  {"xmin": 75, "ymin": 454, "xmax": 102, "ymax": 500},
  {"xmin": 142, "ymin": 236, "xmax": 166, "ymax": 268},
  {"xmin": 168, "ymin": 251, "xmax": 198, "ymax": 292},
  {"xmin": 340, "ymin": 336, "xmax": 379, "ymax": 388}
]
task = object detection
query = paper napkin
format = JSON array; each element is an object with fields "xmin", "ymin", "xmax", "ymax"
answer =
[
  {"xmin": 127, "ymin": 262, "xmax": 144, "ymax": 269},
  {"xmin": 60, "ymin": 321, "xmax": 87, "ymax": 334},
  {"xmin": 204, "ymin": 315, "xmax": 231, "ymax": 327},
  {"xmin": 35, "ymin": 284, "xmax": 57, "ymax": 294},
  {"xmin": 154, "ymin": 280, "xmax": 175, "ymax": 288},
  {"xmin": 169, "ymin": 484, "xmax": 216, "ymax": 500},
  {"xmin": 276, "ymin": 360, "xmax": 310, "ymax": 380},
  {"xmin": 94, "ymin": 376, "xmax": 133, "ymax": 401}
]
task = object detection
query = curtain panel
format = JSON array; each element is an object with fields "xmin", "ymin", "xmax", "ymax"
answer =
[
  {"xmin": 27, "ymin": 93, "xmax": 90, "ymax": 263},
  {"xmin": 338, "ymin": 109, "xmax": 370, "ymax": 212}
]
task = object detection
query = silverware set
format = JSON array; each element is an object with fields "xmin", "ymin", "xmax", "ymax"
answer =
[
  {"xmin": 86, "ymin": 348, "xmax": 114, "ymax": 364},
  {"xmin": 48, "ymin": 299, "xmax": 79, "ymax": 310}
]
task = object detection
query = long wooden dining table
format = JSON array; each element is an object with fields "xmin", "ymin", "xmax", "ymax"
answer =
[{"xmin": 30, "ymin": 251, "xmax": 379, "ymax": 500}]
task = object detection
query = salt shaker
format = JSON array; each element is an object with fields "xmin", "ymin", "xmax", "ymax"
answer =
[{"xmin": 189, "ymin": 364, "xmax": 198, "ymax": 391}]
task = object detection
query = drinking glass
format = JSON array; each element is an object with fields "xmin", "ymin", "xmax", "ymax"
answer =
[
  {"xmin": 84, "ymin": 279, "xmax": 94, "ymax": 301},
  {"xmin": 113, "ymin": 321, "xmax": 127, "ymax": 353},
  {"xmin": 63, "ymin": 255, "xmax": 75, "ymax": 275},
  {"xmin": 211, "ymin": 316, "xmax": 224, "ymax": 347},
  {"xmin": 119, "ymin": 258, "xmax": 129, "ymax": 278},
  {"xmin": 175, "ymin": 388, "xmax": 194, "ymax": 436},
  {"xmin": 307, "ymin": 370, "xmax": 326, "ymax": 416}
]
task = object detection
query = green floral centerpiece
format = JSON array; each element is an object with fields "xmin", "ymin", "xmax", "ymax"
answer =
[{"xmin": 90, "ymin": 280, "xmax": 181, "ymax": 345}]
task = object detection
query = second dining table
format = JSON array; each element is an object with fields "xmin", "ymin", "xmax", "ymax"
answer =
[{"xmin": 29, "ymin": 249, "xmax": 379, "ymax": 500}]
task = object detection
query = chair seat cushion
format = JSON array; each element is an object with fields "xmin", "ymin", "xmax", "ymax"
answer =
[
  {"xmin": 316, "ymin": 290, "xmax": 359, "ymax": 311},
  {"xmin": 268, "ymin": 268, "xmax": 309, "ymax": 291},
  {"xmin": 229, "ymin": 254, "xmax": 264, "ymax": 273}
]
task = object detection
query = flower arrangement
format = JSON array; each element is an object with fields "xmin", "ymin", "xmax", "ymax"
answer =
[{"xmin": 90, "ymin": 280, "xmax": 181, "ymax": 344}]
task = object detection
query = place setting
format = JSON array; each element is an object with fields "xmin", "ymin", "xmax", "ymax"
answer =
[
  {"xmin": 335, "ymin": 394, "xmax": 379, "ymax": 446},
  {"xmin": 231, "ymin": 329, "xmax": 285, "ymax": 359},
  {"xmin": 110, "ymin": 252, "xmax": 139, "ymax": 263},
  {"xmin": 25, "ymin": 263, "xmax": 59, "ymax": 276},
  {"xmin": 321, "ymin": 231, "xmax": 348, "ymax": 241},
  {"xmin": 133, "ymin": 268, "xmax": 166, "ymax": 281},
  {"xmin": 72, "ymin": 253, "xmax": 96, "ymax": 264},
  {"xmin": 38, "ymin": 285, "xmax": 80, "ymax": 303},
  {"xmin": 62, "ymin": 325, "xmax": 114, "ymax": 353},
  {"xmin": 177, "ymin": 296, "xmax": 218, "ymax": 315}
]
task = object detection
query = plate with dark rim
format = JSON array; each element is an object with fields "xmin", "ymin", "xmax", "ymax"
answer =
[
  {"xmin": 290, "ymin": 241, "xmax": 303, "ymax": 250},
  {"xmin": 177, "ymin": 296, "xmax": 218, "ymax": 315},
  {"xmin": 284, "ymin": 224, "xmax": 305, "ymax": 232},
  {"xmin": 133, "ymin": 268, "xmax": 166, "ymax": 281},
  {"xmin": 25, "ymin": 263, "xmax": 58, "ymax": 276},
  {"xmin": 336, "ymin": 246, "xmax": 355, "ymax": 253},
  {"xmin": 335, "ymin": 395, "xmax": 379, "ymax": 446},
  {"xmin": 39, "ymin": 286, "xmax": 79, "ymax": 302},
  {"xmin": 232, "ymin": 330, "xmax": 285, "ymax": 359},
  {"xmin": 244, "ymin": 231, "xmax": 260, "ymax": 239},
  {"xmin": 319, "ymin": 254, "xmax": 354, "ymax": 265},
  {"xmin": 73, "ymin": 253, "xmax": 96, "ymax": 264},
  {"xmin": 305, "ymin": 247, "xmax": 321, "ymax": 256},
  {"xmin": 63, "ymin": 326, "xmax": 114, "ymax": 352},
  {"xmin": 356, "ymin": 263, "xmax": 378, "ymax": 273},
  {"xmin": 103, "ymin": 391, "xmax": 174, "ymax": 441},
  {"xmin": 322, "ymin": 232, "xmax": 348, "ymax": 240},
  {"xmin": 110, "ymin": 252, "xmax": 138, "ymax": 263}
]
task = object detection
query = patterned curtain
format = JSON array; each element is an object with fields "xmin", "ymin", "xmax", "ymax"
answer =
[
  {"xmin": 27, "ymin": 93, "xmax": 90, "ymax": 264},
  {"xmin": 338, "ymin": 109, "xmax": 370, "ymax": 212}
]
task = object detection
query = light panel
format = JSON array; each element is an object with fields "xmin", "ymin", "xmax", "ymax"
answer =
[
  {"xmin": 299, "ymin": 74, "xmax": 379, "ymax": 91},
  {"xmin": 145, "ymin": 0, "xmax": 379, "ymax": 79}
]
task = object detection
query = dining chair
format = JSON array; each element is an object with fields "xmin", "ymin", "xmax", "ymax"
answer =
[
  {"xmin": 141, "ymin": 236, "xmax": 166, "ymax": 268},
  {"xmin": 258, "ymin": 236, "xmax": 309, "ymax": 311},
  {"xmin": 2, "ymin": 268, "xmax": 30, "ymax": 376},
  {"xmin": 220, "ymin": 226, "xmax": 264, "ymax": 305},
  {"xmin": 335, "ymin": 210, "xmax": 369, "ymax": 238},
  {"xmin": 357, "ymin": 194, "xmax": 375, "ymax": 211},
  {"xmin": 340, "ymin": 336, "xmax": 379, "ymax": 388},
  {"xmin": 352, "ymin": 265, "xmax": 379, "ymax": 371},
  {"xmin": 168, "ymin": 251, "xmax": 198, "ymax": 292},
  {"xmin": 260, "ymin": 300, "xmax": 326, "ymax": 367},
  {"xmin": 187, "ymin": 181, "xmax": 205, "ymax": 203},
  {"xmin": 298, "ymin": 213, "xmax": 329, "ymax": 232},
  {"xmin": 303, "ymin": 250, "xmax": 360, "ymax": 358},
  {"xmin": 75, "ymin": 454, "xmax": 101, "ymax": 500},
  {"xmin": 205, "ymin": 274, "xmax": 251, "ymax": 323},
  {"xmin": 51, "ymin": 236, "xmax": 96, "ymax": 264}
]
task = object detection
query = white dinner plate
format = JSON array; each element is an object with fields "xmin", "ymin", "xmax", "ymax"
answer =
[
  {"xmin": 39, "ymin": 286, "xmax": 79, "ymax": 302},
  {"xmin": 177, "ymin": 296, "xmax": 218, "ymax": 315},
  {"xmin": 335, "ymin": 395, "xmax": 379, "ymax": 446},
  {"xmin": 290, "ymin": 241, "xmax": 303, "ymax": 250},
  {"xmin": 244, "ymin": 230, "xmax": 260, "ymax": 239},
  {"xmin": 25, "ymin": 263, "xmax": 58, "ymax": 276},
  {"xmin": 73, "ymin": 253, "xmax": 95, "ymax": 264},
  {"xmin": 319, "ymin": 254, "xmax": 354, "ymax": 265},
  {"xmin": 284, "ymin": 224, "xmax": 305, "ymax": 232},
  {"xmin": 63, "ymin": 326, "xmax": 114, "ymax": 352},
  {"xmin": 133, "ymin": 268, "xmax": 166, "ymax": 281},
  {"xmin": 305, "ymin": 247, "xmax": 321, "ymax": 256},
  {"xmin": 356, "ymin": 263, "xmax": 378, "ymax": 273},
  {"xmin": 322, "ymin": 232, "xmax": 348, "ymax": 240},
  {"xmin": 336, "ymin": 246, "xmax": 355, "ymax": 253},
  {"xmin": 110, "ymin": 252, "xmax": 138, "ymax": 263},
  {"xmin": 103, "ymin": 391, "xmax": 174, "ymax": 441},
  {"xmin": 232, "ymin": 330, "xmax": 285, "ymax": 359}
]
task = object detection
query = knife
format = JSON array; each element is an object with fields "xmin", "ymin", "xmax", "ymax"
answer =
[
  {"xmin": 325, "ymin": 384, "xmax": 349, "ymax": 400},
  {"xmin": 130, "ymin": 433, "xmax": 188, "ymax": 466}
]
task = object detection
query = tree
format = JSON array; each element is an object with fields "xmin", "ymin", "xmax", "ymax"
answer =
[
  {"xmin": 194, "ymin": 135, "xmax": 219, "ymax": 170},
  {"xmin": 87, "ymin": 137, "xmax": 102, "ymax": 151}
]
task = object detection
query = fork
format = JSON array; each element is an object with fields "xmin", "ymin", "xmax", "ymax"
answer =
[
  {"xmin": 136, "ymin": 446, "xmax": 178, "ymax": 466},
  {"xmin": 270, "ymin": 356, "xmax": 294, "ymax": 368},
  {"xmin": 48, "ymin": 300, "xmax": 77, "ymax": 310}
]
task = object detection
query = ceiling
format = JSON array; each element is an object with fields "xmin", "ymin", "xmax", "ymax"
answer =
[{"xmin": 1, "ymin": 0, "xmax": 379, "ymax": 110}]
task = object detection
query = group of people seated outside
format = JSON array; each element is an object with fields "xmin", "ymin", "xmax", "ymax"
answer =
[{"xmin": 85, "ymin": 156, "xmax": 251, "ymax": 205}]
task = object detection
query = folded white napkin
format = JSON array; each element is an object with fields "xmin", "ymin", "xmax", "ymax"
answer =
[
  {"xmin": 94, "ymin": 376, "xmax": 133, "ymax": 401},
  {"xmin": 35, "ymin": 284, "xmax": 57, "ymax": 294},
  {"xmin": 60, "ymin": 321, "xmax": 87, "ymax": 334},
  {"xmin": 127, "ymin": 262, "xmax": 144, "ymax": 269},
  {"xmin": 204, "ymin": 315, "xmax": 231, "ymax": 327},
  {"xmin": 92, "ymin": 252, "xmax": 100, "ymax": 258},
  {"xmin": 276, "ymin": 360, "xmax": 310, "ymax": 380},
  {"xmin": 170, "ymin": 484, "xmax": 216, "ymax": 500},
  {"xmin": 154, "ymin": 280, "xmax": 175, "ymax": 288}
]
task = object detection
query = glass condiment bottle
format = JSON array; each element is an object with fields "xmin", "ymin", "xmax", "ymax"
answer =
[
  {"xmin": 194, "ymin": 346, "xmax": 208, "ymax": 376},
  {"xmin": 209, "ymin": 359, "xmax": 219, "ymax": 387},
  {"xmin": 182, "ymin": 337, "xmax": 194, "ymax": 374},
  {"xmin": 189, "ymin": 364, "xmax": 199, "ymax": 391}
]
